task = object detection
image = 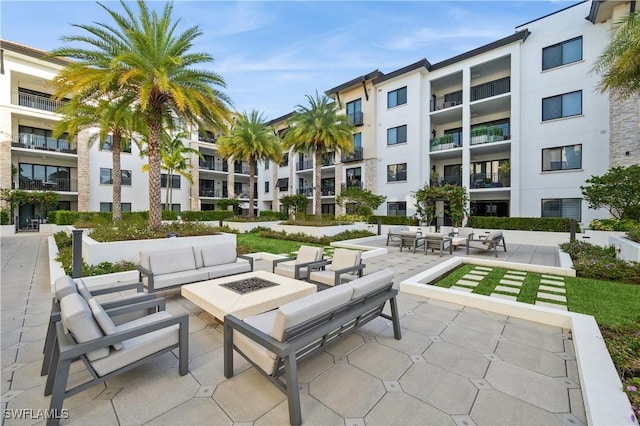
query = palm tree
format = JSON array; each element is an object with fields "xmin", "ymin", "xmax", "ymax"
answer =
[
  {"xmin": 217, "ymin": 111, "xmax": 282, "ymax": 218},
  {"xmin": 283, "ymin": 92, "xmax": 355, "ymax": 219},
  {"xmin": 142, "ymin": 130, "xmax": 203, "ymax": 212},
  {"xmin": 49, "ymin": 0, "xmax": 231, "ymax": 230},
  {"xmin": 592, "ymin": 11, "xmax": 640, "ymax": 99},
  {"xmin": 53, "ymin": 96, "xmax": 136, "ymax": 223}
]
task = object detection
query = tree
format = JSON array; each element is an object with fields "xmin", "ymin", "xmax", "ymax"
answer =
[
  {"xmin": 413, "ymin": 184, "xmax": 469, "ymax": 227},
  {"xmin": 581, "ymin": 165, "xmax": 640, "ymax": 220},
  {"xmin": 283, "ymin": 92, "xmax": 355, "ymax": 219},
  {"xmin": 54, "ymin": 96, "xmax": 136, "ymax": 223},
  {"xmin": 592, "ymin": 11, "xmax": 640, "ymax": 99},
  {"xmin": 280, "ymin": 194, "xmax": 309, "ymax": 219},
  {"xmin": 217, "ymin": 110, "xmax": 282, "ymax": 218},
  {"xmin": 49, "ymin": 0, "xmax": 231, "ymax": 230},
  {"xmin": 335, "ymin": 187, "xmax": 386, "ymax": 217},
  {"xmin": 142, "ymin": 130, "xmax": 202, "ymax": 212}
]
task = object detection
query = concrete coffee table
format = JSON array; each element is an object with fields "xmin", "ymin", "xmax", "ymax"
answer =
[{"xmin": 181, "ymin": 270, "xmax": 317, "ymax": 322}]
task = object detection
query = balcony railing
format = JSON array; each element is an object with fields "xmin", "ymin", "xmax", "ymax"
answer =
[
  {"xmin": 235, "ymin": 193, "xmax": 249, "ymax": 199},
  {"xmin": 199, "ymin": 161, "xmax": 228, "ymax": 172},
  {"xmin": 341, "ymin": 147, "xmax": 363, "ymax": 163},
  {"xmin": 13, "ymin": 91, "xmax": 67, "ymax": 113},
  {"xmin": 430, "ymin": 90, "xmax": 463, "ymax": 112},
  {"xmin": 470, "ymin": 77, "xmax": 510, "ymax": 102},
  {"xmin": 432, "ymin": 175, "xmax": 462, "ymax": 187},
  {"xmin": 12, "ymin": 135, "xmax": 77, "ymax": 154},
  {"xmin": 297, "ymin": 188, "xmax": 313, "ymax": 197},
  {"xmin": 198, "ymin": 134, "xmax": 217, "ymax": 144},
  {"xmin": 341, "ymin": 181, "xmax": 362, "ymax": 190},
  {"xmin": 470, "ymin": 172, "xmax": 510, "ymax": 189},
  {"xmin": 296, "ymin": 160, "xmax": 313, "ymax": 171},
  {"xmin": 430, "ymin": 133, "xmax": 463, "ymax": 152},
  {"xmin": 199, "ymin": 188, "xmax": 227, "ymax": 197},
  {"xmin": 18, "ymin": 178, "xmax": 78, "ymax": 192},
  {"xmin": 348, "ymin": 111, "xmax": 364, "ymax": 126},
  {"xmin": 321, "ymin": 189, "xmax": 336, "ymax": 196},
  {"xmin": 321, "ymin": 156, "xmax": 335, "ymax": 167},
  {"xmin": 470, "ymin": 123, "xmax": 511, "ymax": 146}
]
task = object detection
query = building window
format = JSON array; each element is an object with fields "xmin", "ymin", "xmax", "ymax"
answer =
[
  {"xmin": 346, "ymin": 167, "xmax": 362, "ymax": 188},
  {"xmin": 100, "ymin": 168, "xmax": 131, "ymax": 185},
  {"xmin": 542, "ymin": 36, "xmax": 582, "ymax": 71},
  {"xmin": 388, "ymin": 202, "xmax": 407, "ymax": 216},
  {"xmin": 160, "ymin": 174, "xmax": 181, "ymax": 188},
  {"xmin": 387, "ymin": 125, "xmax": 407, "ymax": 146},
  {"xmin": 346, "ymin": 98, "xmax": 363, "ymax": 125},
  {"xmin": 277, "ymin": 178, "xmax": 289, "ymax": 191},
  {"xmin": 387, "ymin": 86, "xmax": 407, "ymax": 108},
  {"xmin": 542, "ymin": 91, "xmax": 582, "ymax": 121},
  {"xmin": 18, "ymin": 125, "xmax": 70, "ymax": 151},
  {"xmin": 387, "ymin": 163, "xmax": 407, "ymax": 182},
  {"xmin": 99, "ymin": 202, "xmax": 132, "ymax": 212},
  {"xmin": 101, "ymin": 135, "xmax": 132, "ymax": 153},
  {"xmin": 542, "ymin": 144, "xmax": 582, "ymax": 171},
  {"xmin": 264, "ymin": 160, "xmax": 269, "ymax": 170},
  {"xmin": 280, "ymin": 153, "xmax": 289, "ymax": 167},
  {"xmin": 541, "ymin": 198, "xmax": 581, "ymax": 221},
  {"xmin": 265, "ymin": 181, "xmax": 270, "ymax": 193}
]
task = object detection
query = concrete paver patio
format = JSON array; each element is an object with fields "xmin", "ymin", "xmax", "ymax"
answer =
[{"xmin": 0, "ymin": 234, "xmax": 591, "ymax": 425}]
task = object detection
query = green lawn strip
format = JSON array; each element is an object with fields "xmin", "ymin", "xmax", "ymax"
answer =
[
  {"xmin": 515, "ymin": 273, "xmax": 539, "ymax": 304},
  {"xmin": 236, "ymin": 233, "xmax": 324, "ymax": 255},
  {"xmin": 468, "ymin": 267, "xmax": 504, "ymax": 296},
  {"xmin": 565, "ymin": 277, "xmax": 640, "ymax": 327},
  {"xmin": 433, "ymin": 264, "xmax": 475, "ymax": 287}
]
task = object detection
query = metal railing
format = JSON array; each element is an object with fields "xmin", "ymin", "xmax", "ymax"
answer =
[
  {"xmin": 13, "ymin": 91, "xmax": 67, "ymax": 113},
  {"xmin": 341, "ymin": 181, "xmax": 362, "ymax": 190},
  {"xmin": 432, "ymin": 175, "xmax": 462, "ymax": 187},
  {"xmin": 296, "ymin": 160, "xmax": 313, "ymax": 171},
  {"xmin": 430, "ymin": 133, "xmax": 463, "ymax": 152},
  {"xmin": 297, "ymin": 188, "xmax": 313, "ymax": 197},
  {"xmin": 321, "ymin": 189, "xmax": 336, "ymax": 196},
  {"xmin": 198, "ymin": 134, "xmax": 217, "ymax": 144},
  {"xmin": 199, "ymin": 188, "xmax": 226, "ymax": 197},
  {"xmin": 470, "ymin": 123, "xmax": 511, "ymax": 146},
  {"xmin": 321, "ymin": 156, "xmax": 335, "ymax": 167},
  {"xmin": 470, "ymin": 77, "xmax": 510, "ymax": 102},
  {"xmin": 348, "ymin": 111, "xmax": 364, "ymax": 126},
  {"xmin": 470, "ymin": 172, "xmax": 510, "ymax": 188},
  {"xmin": 18, "ymin": 178, "xmax": 78, "ymax": 192},
  {"xmin": 12, "ymin": 135, "xmax": 77, "ymax": 154},
  {"xmin": 234, "ymin": 165, "xmax": 252, "ymax": 175},
  {"xmin": 341, "ymin": 147, "xmax": 363, "ymax": 162},
  {"xmin": 430, "ymin": 90, "xmax": 463, "ymax": 111},
  {"xmin": 199, "ymin": 161, "xmax": 228, "ymax": 172}
]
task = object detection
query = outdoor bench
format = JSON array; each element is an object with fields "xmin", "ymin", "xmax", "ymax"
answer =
[
  {"xmin": 136, "ymin": 241, "xmax": 253, "ymax": 293},
  {"xmin": 223, "ymin": 268, "xmax": 401, "ymax": 426}
]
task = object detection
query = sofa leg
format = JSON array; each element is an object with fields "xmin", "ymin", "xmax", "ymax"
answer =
[
  {"xmin": 47, "ymin": 358, "xmax": 71, "ymax": 426},
  {"xmin": 179, "ymin": 319, "xmax": 189, "ymax": 376},
  {"xmin": 41, "ymin": 313, "xmax": 57, "ymax": 376},
  {"xmin": 389, "ymin": 297, "xmax": 402, "ymax": 340},
  {"xmin": 284, "ymin": 355, "xmax": 302, "ymax": 426},
  {"xmin": 223, "ymin": 323, "xmax": 234, "ymax": 379}
]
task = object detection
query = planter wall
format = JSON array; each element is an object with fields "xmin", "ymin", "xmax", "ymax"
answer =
[
  {"xmin": 610, "ymin": 235, "xmax": 640, "ymax": 262},
  {"xmin": 82, "ymin": 232, "xmax": 236, "ymax": 265},
  {"xmin": 271, "ymin": 222, "xmax": 368, "ymax": 238},
  {"xmin": 222, "ymin": 221, "xmax": 281, "ymax": 233},
  {"xmin": 0, "ymin": 225, "xmax": 15, "ymax": 237}
]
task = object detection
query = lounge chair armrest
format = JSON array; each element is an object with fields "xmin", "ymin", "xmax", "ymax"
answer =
[
  {"xmin": 56, "ymin": 312, "xmax": 188, "ymax": 360},
  {"xmin": 135, "ymin": 264, "xmax": 153, "ymax": 278},
  {"xmin": 100, "ymin": 293, "xmax": 156, "ymax": 310},
  {"xmin": 238, "ymin": 255, "xmax": 254, "ymax": 271},
  {"xmin": 88, "ymin": 282, "xmax": 144, "ymax": 296},
  {"xmin": 308, "ymin": 259, "xmax": 331, "ymax": 272},
  {"xmin": 334, "ymin": 263, "xmax": 366, "ymax": 283},
  {"xmin": 105, "ymin": 297, "xmax": 166, "ymax": 317},
  {"xmin": 272, "ymin": 256, "xmax": 294, "ymax": 271}
]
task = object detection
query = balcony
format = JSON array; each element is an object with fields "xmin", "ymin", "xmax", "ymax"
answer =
[
  {"xmin": 432, "ymin": 175, "xmax": 462, "ymax": 187},
  {"xmin": 321, "ymin": 189, "xmax": 336, "ymax": 196},
  {"xmin": 348, "ymin": 112, "xmax": 364, "ymax": 126},
  {"xmin": 18, "ymin": 178, "xmax": 77, "ymax": 192},
  {"xmin": 341, "ymin": 181, "xmax": 362, "ymax": 190},
  {"xmin": 430, "ymin": 90, "xmax": 463, "ymax": 112},
  {"xmin": 234, "ymin": 164, "xmax": 251, "ymax": 175},
  {"xmin": 470, "ymin": 77, "xmax": 510, "ymax": 102},
  {"xmin": 13, "ymin": 91, "xmax": 67, "ymax": 113},
  {"xmin": 321, "ymin": 156, "xmax": 335, "ymax": 167},
  {"xmin": 199, "ymin": 161, "xmax": 228, "ymax": 172},
  {"xmin": 296, "ymin": 160, "xmax": 313, "ymax": 171},
  {"xmin": 297, "ymin": 188, "xmax": 313, "ymax": 197},
  {"xmin": 430, "ymin": 133, "xmax": 463, "ymax": 152},
  {"xmin": 470, "ymin": 172, "xmax": 510, "ymax": 189},
  {"xmin": 199, "ymin": 188, "xmax": 227, "ymax": 197},
  {"xmin": 198, "ymin": 133, "xmax": 217, "ymax": 144},
  {"xmin": 12, "ymin": 135, "xmax": 77, "ymax": 154},
  {"xmin": 341, "ymin": 147, "xmax": 363, "ymax": 163},
  {"xmin": 470, "ymin": 123, "xmax": 510, "ymax": 146}
]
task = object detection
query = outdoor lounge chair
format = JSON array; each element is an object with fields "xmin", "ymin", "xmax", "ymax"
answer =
[
  {"xmin": 386, "ymin": 226, "xmax": 410, "ymax": 245},
  {"xmin": 273, "ymin": 245, "xmax": 324, "ymax": 280},
  {"xmin": 308, "ymin": 248, "xmax": 365, "ymax": 286},
  {"xmin": 466, "ymin": 230, "xmax": 507, "ymax": 257},
  {"xmin": 44, "ymin": 293, "xmax": 189, "ymax": 426},
  {"xmin": 423, "ymin": 233, "xmax": 453, "ymax": 256},
  {"xmin": 41, "ymin": 275, "xmax": 154, "ymax": 376},
  {"xmin": 399, "ymin": 231, "xmax": 426, "ymax": 253}
]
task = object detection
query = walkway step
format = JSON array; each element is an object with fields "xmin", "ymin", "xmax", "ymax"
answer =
[
  {"xmin": 539, "ymin": 285, "xmax": 566, "ymax": 294},
  {"xmin": 506, "ymin": 270, "xmax": 527, "ymax": 276},
  {"xmin": 499, "ymin": 279, "xmax": 523, "ymax": 287},
  {"xmin": 462, "ymin": 274, "xmax": 483, "ymax": 281},
  {"xmin": 469, "ymin": 270, "xmax": 489, "ymax": 276},
  {"xmin": 537, "ymin": 293, "xmax": 567, "ymax": 303},
  {"xmin": 457, "ymin": 279, "xmax": 480, "ymax": 287},
  {"xmin": 542, "ymin": 275, "xmax": 564, "ymax": 281},
  {"xmin": 475, "ymin": 267, "xmax": 492, "ymax": 271},
  {"xmin": 541, "ymin": 279, "xmax": 565, "ymax": 286},
  {"xmin": 535, "ymin": 301, "xmax": 568, "ymax": 311},
  {"xmin": 494, "ymin": 285, "xmax": 520, "ymax": 294},
  {"xmin": 503, "ymin": 274, "xmax": 525, "ymax": 281}
]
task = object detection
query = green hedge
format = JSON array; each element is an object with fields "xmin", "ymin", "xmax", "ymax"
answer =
[
  {"xmin": 589, "ymin": 218, "xmax": 638, "ymax": 232},
  {"xmin": 368, "ymin": 215, "xmax": 416, "ymax": 225},
  {"xmin": 48, "ymin": 210, "xmax": 178, "ymax": 225},
  {"xmin": 181, "ymin": 210, "xmax": 234, "ymax": 221},
  {"xmin": 0, "ymin": 209, "xmax": 10, "ymax": 225},
  {"xmin": 258, "ymin": 210, "xmax": 287, "ymax": 220},
  {"xmin": 468, "ymin": 217, "xmax": 580, "ymax": 232}
]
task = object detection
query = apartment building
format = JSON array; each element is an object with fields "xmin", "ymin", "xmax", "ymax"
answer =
[{"xmin": 265, "ymin": 0, "xmax": 632, "ymax": 227}]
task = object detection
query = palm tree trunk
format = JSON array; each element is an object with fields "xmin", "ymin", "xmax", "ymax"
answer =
[
  {"xmin": 112, "ymin": 132, "xmax": 122, "ymax": 223},
  {"xmin": 248, "ymin": 157, "xmax": 256, "ymax": 219},
  {"xmin": 314, "ymin": 148, "xmax": 322, "ymax": 219},
  {"xmin": 147, "ymin": 110, "xmax": 163, "ymax": 230}
]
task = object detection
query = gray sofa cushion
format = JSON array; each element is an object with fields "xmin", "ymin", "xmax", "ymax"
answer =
[
  {"xmin": 60, "ymin": 293, "xmax": 110, "ymax": 362},
  {"xmin": 232, "ymin": 310, "xmax": 279, "ymax": 375},
  {"xmin": 55, "ymin": 275, "xmax": 78, "ymax": 301},
  {"xmin": 200, "ymin": 243, "xmax": 237, "ymax": 267},
  {"xmin": 88, "ymin": 298, "xmax": 124, "ymax": 350},
  {"xmin": 349, "ymin": 269, "xmax": 394, "ymax": 300},
  {"xmin": 91, "ymin": 311, "xmax": 178, "ymax": 377},
  {"xmin": 153, "ymin": 270, "xmax": 209, "ymax": 289},
  {"xmin": 200, "ymin": 261, "xmax": 251, "ymax": 280},
  {"xmin": 149, "ymin": 248, "xmax": 196, "ymax": 275},
  {"xmin": 270, "ymin": 285, "xmax": 353, "ymax": 341},
  {"xmin": 331, "ymin": 249, "xmax": 361, "ymax": 272}
]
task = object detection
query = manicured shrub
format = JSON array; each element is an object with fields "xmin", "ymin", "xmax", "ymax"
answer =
[
  {"xmin": 468, "ymin": 216, "xmax": 579, "ymax": 232},
  {"xmin": 181, "ymin": 210, "xmax": 234, "ymax": 221},
  {"xmin": 337, "ymin": 214, "xmax": 368, "ymax": 223},
  {"xmin": 368, "ymin": 215, "xmax": 412, "ymax": 225},
  {"xmin": 0, "ymin": 208, "xmax": 10, "ymax": 225},
  {"xmin": 560, "ymin": 240, "xmax": 640, "ymax": 284},
  {"xmin": 258, "ymin": 210, "xmax": 287, "ymax": 220},
  {"xmin": 590, "ymin": 218, "xmax": 638, "ymax": 232},
  {"xmin": 627, "ymin": 226, "xmax": 640, "ymax": 244}
]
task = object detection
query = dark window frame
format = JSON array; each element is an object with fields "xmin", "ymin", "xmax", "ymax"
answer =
[
  {"xmin": 387, "ymin": 201, "xmax": 407, "ymax": 216},
  {"xmin": 542, "ymin": 36, "xmax": 583, "ymax": 71},
  {"xmin": 541, "ymin": 198, "xmax": 582, "ymax": 221},
  {"xmin": 160, "ymin": 174, "xmax": 181, "ymax": 188},
  {"xmin": 387, "ymin": 125, "xmax": 408, "ymax": 146},
  {"xmin": 387, "ymin": 86, "xmax": 408, "ymax": 108},
  {"xmin": 387, "ymin": 163, "xmax": 407, "ymax": 183},
  {"xmin": 542, "ymin": 90, "xmax": 582, "ymax": 121},
  {"xmin": 100, "ymin": 168, "xmax": 132, "ymax": 185},
  {"xmin": 542, "ymin": 144, "xmax": 582, "ymax": 171}
]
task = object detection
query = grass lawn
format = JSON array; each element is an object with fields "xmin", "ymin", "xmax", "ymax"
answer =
[{"xmin": 236, "ymin": 233, "xmax": 325, "ymax": 255}]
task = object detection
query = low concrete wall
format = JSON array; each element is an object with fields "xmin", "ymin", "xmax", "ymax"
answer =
[
  {"xmin": 222, "ymin": 221, "xmax": 281, "ymax": 233},
  {"xmin": 0, "ymin": 225, "xmax": 15, "ymax": 236},
  {"xmin": 610, "ymin": 234, "xmax": 640, "ymax": 262},
  {"xmin": 271, "ymin": 222, "xmax": 369, "ymax": 237}
]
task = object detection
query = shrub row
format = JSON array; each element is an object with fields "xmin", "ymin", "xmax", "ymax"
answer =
[
  {"xmin": 48, "ymin": 210, "xmax": 178, "ymax": 225},
  {"xmin": 468, "ymin": 216, "xmax": 580, "ymax": 232},
  {"xmin": 250, "ymin": 227, "xmax": 374, "ymax": 246},
  {"xmin": 559, "ymin": 240, "xmax": 640, "ymax": 284},
  {"xmin": 0, "ymin": 208, "xmax": 10, "ymax": 225},
  {"xmin": 369, "ymin": 215, "xmax": 416, "ymax": 226},
  {"xmin": 181, "ymin": 210, "xmax": 234, "ymax": 221},
  {"xmin": 589, "ymin": 218, "xmax": 638, "ymax": 232},
  {"xmin": 258, "ymin": 210, "xmax": 287, "ymax": 220}
]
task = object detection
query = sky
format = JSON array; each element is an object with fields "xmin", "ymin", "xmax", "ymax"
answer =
[{"xmin": 1, "ymin": 0, "xmax": 580, "ymax": 120}]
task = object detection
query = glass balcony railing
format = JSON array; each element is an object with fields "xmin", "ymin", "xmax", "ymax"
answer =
[
  {"xmin": 297, "ymin": 188, "xmax": 313, "ymax": 197},
  {"xmin": 470, "ymin": 77, "xmax": 510, "ymax": 102},
  {"xmin": 296, "ymin": 160, "xmax": 313, "ymax": 171},
  {"xmin": 199, "ymin": 161, "xmax": 228, "ymax": 172},
  {"xmin": 341, "ymin": 181, "xmax": 362, "ymax": 190},
  {"xmin": 12, "ymin": 135, "xmax": 77, "ymax": 154},
  {"xmin": 341, "ymin": 147, "xmax": 363, "ymax": 162},
  {"xmin": 321, "ymin": 156, "xmax": 335, "ymax": 167},
  {"xmin": 470, "ymin": 172, "xmax": 510, "ymax": 188},
  {"xmin": 348, "ymin": 111, "xmax": 364, "ymax": 126},
  {"xmin": 199, "ymin": 188, "xmax": 227, "ymax": 197},
  {"xmin": 430, "ymin": 133, "xmax": 463, "ymax": 152},
  {"xmin": 470, "ymin": 123, "xmax": 511, "ymax": 146}
]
